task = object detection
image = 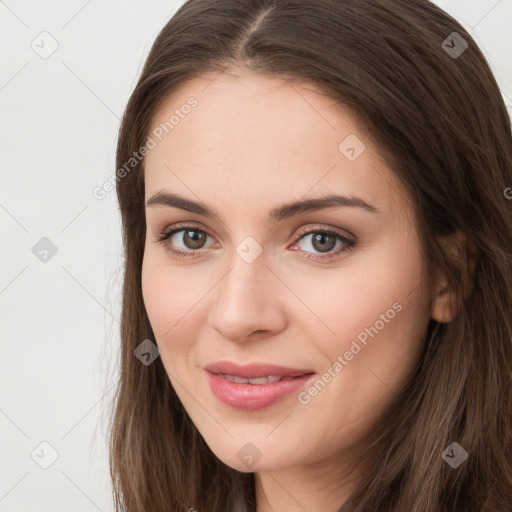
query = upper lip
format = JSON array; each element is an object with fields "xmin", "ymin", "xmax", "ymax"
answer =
[{"xmin": 204, "ymin": 361, "xmax": 315, "ymax": 379}]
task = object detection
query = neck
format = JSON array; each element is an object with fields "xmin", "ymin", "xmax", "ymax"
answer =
[{"xmin": 254, "ymin": 455, "xmax": 361, "ymax": 512}]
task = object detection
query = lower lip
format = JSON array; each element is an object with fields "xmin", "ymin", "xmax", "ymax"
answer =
[{"xmin": 206, "ymin": 371, "xmax": 315, "ymax": 410}]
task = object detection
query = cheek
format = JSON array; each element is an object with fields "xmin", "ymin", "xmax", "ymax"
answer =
[
  {"xmin": 286, "ymin": 243, "xmax": 429, "ymax": 384},
  {"xmin": 141, "ymin": 251, "xmax": 201, "ymax": 347},
  {"xmin": 286, "ymin": 256, "xmax": 429, "ymax": 452},
  {"xmin": 290, "ymin": 247, "xmax": 425, "ymax": 335}
]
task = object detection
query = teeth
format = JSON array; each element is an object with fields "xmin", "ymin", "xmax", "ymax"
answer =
[{"xmin": 220, "ymin": 373, "xmax": 284, "ymax": 384}]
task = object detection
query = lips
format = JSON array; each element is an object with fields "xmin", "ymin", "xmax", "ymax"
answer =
[
  {"xmin": 204, "ymin": 361, "xmax": 316, "ymax": 410},
  {"xmin": 204, "ymin": 361, "xmax": 314, "ymax": 379}
]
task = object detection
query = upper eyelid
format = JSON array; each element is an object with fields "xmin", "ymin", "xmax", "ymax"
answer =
[
  {"xmin": 295, "ymin": 223, "xmax": 355, "ymax": 239},
  {"xmin": 160, "ymin": 222, "xmax": 354, "ymax": 244},
  {"xmin": 163, "ymin": 221, "xmax": 216, "ymax": 240}
]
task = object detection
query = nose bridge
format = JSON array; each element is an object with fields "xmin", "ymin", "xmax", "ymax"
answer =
[
  {"xmin": 215, "ymin": 248, "xmax": 267, "ymax": 318},
  {"xmin": 208, "ymin": 244, "xmax": 284, "ymax": 340}
]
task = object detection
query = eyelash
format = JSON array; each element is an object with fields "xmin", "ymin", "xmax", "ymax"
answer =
[{"xmin": 154, "ymin": 223, "xmax": 356, "ymax": 262}]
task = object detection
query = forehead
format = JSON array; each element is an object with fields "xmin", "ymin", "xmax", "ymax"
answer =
[{"xmin": 144, "ymin": 72, "xmax": 406, "ymax": 217}]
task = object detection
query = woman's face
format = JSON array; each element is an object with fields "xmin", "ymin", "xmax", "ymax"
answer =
[{"xmin": 141, "ymin": 71, "xmax": 433, "ymax": 474}]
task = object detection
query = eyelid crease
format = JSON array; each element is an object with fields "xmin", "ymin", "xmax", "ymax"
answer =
[{"xmin": 153, "ymin": 221, "xmax": 355, "ymax": 244}]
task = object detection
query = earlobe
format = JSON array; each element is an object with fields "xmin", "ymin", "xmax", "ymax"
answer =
[{"xmin": 430, "ymin": 231, "xmax": 477, "ymax": 323}]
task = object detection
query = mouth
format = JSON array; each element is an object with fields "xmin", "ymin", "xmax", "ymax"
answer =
[
  {"xmin": 204, "ymin": 361, "xmax": 316, "ymax": 410},
  {"xmin": 216, "ymin": 373, "xmax": 308, "ymax": 384},
  {"xmin": 204, "ymin": 361, "xmax": 314, "ymax": 379}
]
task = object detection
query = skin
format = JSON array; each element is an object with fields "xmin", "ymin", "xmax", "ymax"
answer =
[{"xmin": 141, "ymin": 70, "xmax": 456, "ymax": 512}]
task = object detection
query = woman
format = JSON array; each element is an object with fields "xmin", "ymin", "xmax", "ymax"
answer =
[{"xmin": 108, "ymin": 0, "xmax": 512, "ymax": 510}]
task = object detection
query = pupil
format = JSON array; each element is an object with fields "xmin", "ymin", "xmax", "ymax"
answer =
[
  {"xmin": 312, "ymin": 233, "xmax": 335, "ymax": 253},
  {"xmin": 184, "ymin": 230, "xmax": 205, "ymax": 249}
]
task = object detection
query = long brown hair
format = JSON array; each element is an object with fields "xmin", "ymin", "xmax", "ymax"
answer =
[{"xmin": 108, "ymin": 1, "xmax": 512, "ymax": 510}]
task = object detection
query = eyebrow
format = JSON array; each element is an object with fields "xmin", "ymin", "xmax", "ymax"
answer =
[{"xmin": 145, "ymin": 190, "xmax": 380, "ymax": 222}]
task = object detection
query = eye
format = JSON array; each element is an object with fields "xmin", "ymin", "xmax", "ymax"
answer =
[
  {"xmin": 154, "ymin": 223, "xmax": 356, "ymax": 262},
  {"xmin": 154, "ymin": 223, "xmax": 217, "ymax": 259},
  {"xmin": 290, "ymin": 225, "xmax": 356, "ymax": 261}
]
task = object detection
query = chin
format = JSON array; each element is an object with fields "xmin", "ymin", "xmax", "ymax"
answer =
[{"xmin": 201, "ymin": 433, "xmax": 300, "ymax": 473}]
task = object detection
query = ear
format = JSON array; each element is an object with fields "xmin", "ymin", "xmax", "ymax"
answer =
[{"xmin": 431, "ymin": 231, "xmax": 477, "ymax": 323}]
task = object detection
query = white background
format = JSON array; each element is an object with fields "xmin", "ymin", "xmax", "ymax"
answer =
[{"xmin": 1, "ymin": 1, "xmax": 511, "ymax": 510}]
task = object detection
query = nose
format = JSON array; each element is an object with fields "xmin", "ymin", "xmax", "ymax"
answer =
[{"xmin": 207, "ymin": 251, "xmax": 287, "ymax": 343}]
